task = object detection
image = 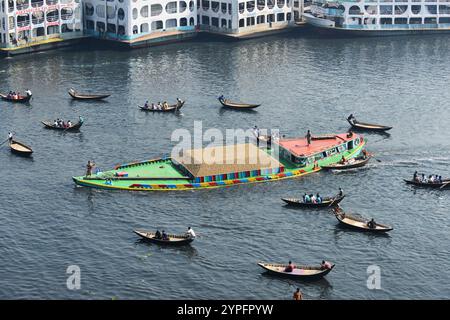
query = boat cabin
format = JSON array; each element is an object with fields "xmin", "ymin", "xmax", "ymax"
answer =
[{"xmin": 275, "ymin": 133, "xmax": 364, "ymax": 168}]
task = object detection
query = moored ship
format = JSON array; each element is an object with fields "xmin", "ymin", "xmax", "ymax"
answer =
[
  {"xmin": 72, "ymin": 132, "xmax": 367, "ymax": 191},
  {"xmin": 304, "ymin": 0, "xmax": 450, "ymax": 36}
]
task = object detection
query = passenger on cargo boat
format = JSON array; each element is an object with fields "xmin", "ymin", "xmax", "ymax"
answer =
[
  {"xmin": 306, "ymin": 130, "xmax": 312, "ymax": 145},
  {"xmin": 284, "ymin": 261, "xmax": 295, "ymax": 272}
]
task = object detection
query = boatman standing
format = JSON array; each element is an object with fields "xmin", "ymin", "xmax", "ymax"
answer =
[
  {"xmin": 306, "ymin": 130, "xmax": 312, "ymax": 145},
  {"xmin": 25, "ymin": 89, "xmax": 32, "ymax": 97},
  {"xmin": 8, "ymin": 132, "xmax": 13, "ymax": 143},
  {"xmin": 186, "ymin": 227, "xmax": 196, "ymax": 239},
  {"xmin": 86, "ymin": 160, "xmax": 95, "ymax": 177}
]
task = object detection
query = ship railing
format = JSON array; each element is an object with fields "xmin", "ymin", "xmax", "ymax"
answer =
[
  {"xmin": 16, "ymin": 3, "xmax": 30, "ymax": 10},
  {"xmin": 47, "ymin": 16, "xmax": 59, "ymax": 22},
  {"xmin": 16, "ymin": 20, "xmax": 31, "ymax": 27},
  {"xmin": 32, "ymin": 18, "xmax": 45, "ymax": 24},
  {"xmin": 61, "ymin": 14, "xmax": 73, "ymax": 20}
]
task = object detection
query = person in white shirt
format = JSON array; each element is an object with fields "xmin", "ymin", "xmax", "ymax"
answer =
[
  {"xmin": 25, "ymin": 89, "xmax": 32, "ymax": 97},
  {"xmin": 186, "ymin": 227, "xmax": 196, "ymax": 239},
  {"xmin": 67, "ymin": 120, "xmax": 72, "ymax": 128}
]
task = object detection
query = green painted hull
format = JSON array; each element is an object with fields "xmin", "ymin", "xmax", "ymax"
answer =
[{"xmin": 72, "ymin": 142, "xmax": 366, "ymax": 191}]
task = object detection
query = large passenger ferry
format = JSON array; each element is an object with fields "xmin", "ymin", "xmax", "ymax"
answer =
[
  {"xmin": 304, "ymin": 0, "xmax": 450, "ymax": 36},
  {"xmin": 72, "ymin": 132, "xmax": 367, "ymax": 191}
]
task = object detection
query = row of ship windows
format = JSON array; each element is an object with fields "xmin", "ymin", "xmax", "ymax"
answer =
[
  {"xmin": 1, "ymin": 23, "xmax": 81, "ymax": 44},
  {"xmin": 3, "ymin": 8, "xmax": 79, "ymax": 28},
  {"xmin": 2, "ymin": 0, "xmax": 78, "ymax": 12},
  {"xmin": 85, "ymin": 18, "xmax": 196, "ymax": 35},
  {"xmin": 237, "ymin": 0, "xmax": 292, "ymax": 13},
  {"xmin": 353, "ymin": 17, "xmax": 450, "ymax": 23},
  {"xmin": 238, "ymin": 11, "xmax": 292, "ymax": 27},
  {"xmin": 347, "ymin": 4, "xmax": 450, "ymax": 15}
]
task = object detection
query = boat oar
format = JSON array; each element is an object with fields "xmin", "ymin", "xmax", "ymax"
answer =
[
  {"xmin": 440, "ymin": 181, "xmax": 450, "ymax": 189},
  {"xmin": 0, "ymin": 138, "xmax": 10, "ymax": 147}
]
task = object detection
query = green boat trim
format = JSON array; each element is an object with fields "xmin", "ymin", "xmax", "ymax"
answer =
[{"xmin": 73, "ymin": 134, "xmax": 367, "ymax": 191}]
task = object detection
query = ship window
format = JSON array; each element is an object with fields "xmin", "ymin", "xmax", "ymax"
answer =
[
  {"xmin": 277, "ymin": 13, "xmax": 284, "ymax": 21},
  {"xmin": 348, "ymin": 140, "xmax": 354, "ymax": 150},
  {"xmin": 239, "ymin": 18, "xmax": 245, "ymax": 27},
  {"xmin": 380, "ymin": 18, "xmax": 392, "ymax": 25},
  {"xmin": 410, "ymin": 17, "xmax": 422, "ymax": 24},
  {"xmin": 212, "ymin": 17, "xmax": 219, "ymax": 27},
  {"xmin": 394, "ymin": 18, "xmax": 407, "ymax": 24},
  {"xmin": 380, "ymin": 5, "xmax": 392, "ymax": 14},
  {"xmin": 221, "ymin": 18, "xmax": 227, "ymax": 27},
  {"xmin": 411, "ymin": 5, "xmax": 421, "ymax": 14},
  {"xmin": 354, "ymin": 138, "xmax": 360, "ymax": 146},
  {"xmin": 439, "ymin": 17, "xmax": 450, "ymax": 24},
  {"xmin": 180, "ymin": 17, "xmax": 188, "ymax": 26},
  {"xmin": 349, "ymin": 5, "xmax": 362, "ymax": 15},
  {"xmin": 424, "ymin": 17, "xmax": 437, "ymax": 24}
]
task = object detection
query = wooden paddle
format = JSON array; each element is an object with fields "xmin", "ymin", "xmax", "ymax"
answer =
[
  {"xmin": 0, "ymin": 138, "xmax": 10, "ymax": 147},
  {"xmin": 440, "ymin": 181, "xmax": 450, "ymax": 189}
]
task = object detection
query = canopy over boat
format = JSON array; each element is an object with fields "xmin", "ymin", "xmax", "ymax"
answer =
[
  {"xmin": 9, "ymin": 139, "xmax": 33, "ymax": 155},
  {"xmin": 0, "ymin": 92, "xmax": 32, "ymax": 103},
  {"xmin": 68, "ymin": 88, "xmax": 110, "ymax": 100},
  {"xmin": 333, "ymin": 207, "xmax": 393, "ymax": 232},
  {"xmin": 258, "ymin": 262, "xmax": 335, "ymax": 279},
  {"xmin": 281, "ymin": 195, "xmax": 345, "ymax": 208},
  {"xmin": 139, "ymin": 100, "xmax": 185, "ymax": 112},
  {"xmin": 134, "ymin": 230, "xmax": 194, "ymax": 245},
  {"xmin": 218, "ymin": 96, "xmax": 260, "ymax": 109},
  {"xmin": 42, "ymin": 119, "xmax": 83, "ymax": 131},
  {"xmin": 404, "ymin": 179, "xmax": 450, "ymax": 189},
  {"xmin": 347, "ymin": 114, "xmax": 392, "ymax": 131}
]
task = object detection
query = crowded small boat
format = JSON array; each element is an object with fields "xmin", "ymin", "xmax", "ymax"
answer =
[
  {"xmin": 404, "ymin": 171, "xmax": 450, "ymax": 189},
  {"xmin": 139, "ymin": 98, "xmax": 184, "ymax": 112},
  {"xmin": 321, "ymin": 149, "xmax": 371, "ymax": 170},
  {"xmin": 258, "ymin": 260, "xmax": 335, "ymax": 279},
  {"xmin": 282, "ymin": 188, "xmax": 345, "ymax": 208},
  {"xmin": 134, "ymin": 227, "xmax": 196, "ymax": 245},
  {"xmin": 42, "ymin": 116, "xmax": 84, "ymax": 131},
  {"xmin": 0, "ymin": 89, "xmax": 32, "ymax": 102}
]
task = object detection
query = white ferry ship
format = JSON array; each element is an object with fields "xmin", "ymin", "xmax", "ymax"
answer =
[{"xmin": 303, "ymin": 0, "xmax": 450, "ymax": 36}]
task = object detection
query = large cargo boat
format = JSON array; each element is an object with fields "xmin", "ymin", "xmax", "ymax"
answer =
[
  {"xmin": 72, "ymin": 133, "xmax": 366, "ymax": 191},
  {"xmin": 304, "ymin": 0, "xmax": 450, "ymax": 36}
]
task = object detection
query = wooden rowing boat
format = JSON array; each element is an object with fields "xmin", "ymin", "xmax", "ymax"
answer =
[
  {"xmin": 258, "ymin": 262, "xmax": 335, "ymax": 279},
  {"xmin": 0, "ymin": 93, "xmax": 32, "ymax": 103},
  {"xmin": 321, "ymin": 155, "xmax": 371, "ymax": 170},
  {"xmin": 404, "ymin": 179, "xmax": 450, "ymax": 189},
  {"xmin": 42, "ymin": 120, "xmax": 83, "ymax": 131},
  {"xmin": 139, "ymin": 100, "xmax": 185, "ymax": 112},
  {"xmin": 9, "ymin": 139, "xmax": 33, "ymax": 156},
  {"xmin": 218, "ymin": 97, "xmax": 260, "ymax": 109},
  {"xmin": 282, "ymin": 195, "xmax": 345, "ymax": 208},
  {"xmin": 347, "ymin": 116, "xmax": 392, "ymax": 132},
  {"xmin": 68, "ymin": 88, "xmax": 110, "ymax": 100},
  {"xmin": 134, "ymin": 230, "xmax": 194, "ymax": 245},
  {"xmin": 332, "ymin": 207, "xmax": 393, "ymax": 232}
]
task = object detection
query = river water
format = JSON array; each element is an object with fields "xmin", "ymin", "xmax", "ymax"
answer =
[{"xmin": 0, "ymin": 31, "xmax": 449, "ymax": 299}]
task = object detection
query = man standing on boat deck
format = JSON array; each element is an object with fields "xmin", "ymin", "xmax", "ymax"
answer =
[
  {"xmin": 186, "ymin": 227, "xmax": 196, "ymax": 239},
  {"xmin": 25, "ymin": 89, "xmax": 32, "ymax": 97},
  {"xmin": 306, "ymin": 130, "xmax": 312, "ymax": 145},
  {"xmin": 86, "ymin": 160, "xmax": 95, "ymax": 177},
  {"xmin": 8, "ymin": 132, "xmax": 13, "ymax": 143}
]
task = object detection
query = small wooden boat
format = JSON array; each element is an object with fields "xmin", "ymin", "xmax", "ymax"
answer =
[
  {"xmin": 321, "ymin": 155, "xmax": 371, "ymax": 170},
  {"xmin": 42, "ymin": 120, "xmax": 83, "ymax": 131},
  {"xmin": 134, "ymin": 230, "xmax": 194, "ymax": 245},
  {"xmin": 258, "ymin": 262, "xmax": 335, "ymax": 279},
  {"xmin": 347, "ymin": 115, "xmax": 392, "ymax": 132},
  {"xmin": 139, "ymin": 100, "xmax": 185, "ymax": 112},
  {"xmin": 404, "ymin": 179, "xmax": 450, "ymax": 189},
  {"xmin": 332, "ymin": 207, "xmax": 393, "ymax": 232},
  {"xmin": 0, "ymin": 93, "xmax": 32, "ymax": 103},
  {"xmin": 282, "ymin": 195, "xmax": 345, "ymax": 208},
  {"xmin": 9, "ymin": 139, "xmax": 33, "ymax": 156},
  {"xmin": 68, "ymin": 88, "xmax": 110, "ymax": 100},
  {"xmin": 218, "ymin": 97, "xmax": 260, "ymax": 109}
]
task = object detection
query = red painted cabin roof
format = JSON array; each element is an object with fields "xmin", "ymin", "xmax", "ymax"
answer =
[{"xmin": 276, "ymin": 133, "xmax": 361, "ymax": 157}]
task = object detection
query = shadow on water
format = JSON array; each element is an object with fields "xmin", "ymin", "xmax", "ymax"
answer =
[
  {"xmin": 260, "ymin": 271, "xmax": 333, "ymax": 287},
  {"xmin": 332, "ymin": 224, "xmax": 392, "ymax": 239},
  {"xmin": 218, "ymin": 106, "xmax": 258, "ymax": 115},
  {"xmin": 134, "ymin": 239, "xmax": 199, "ymax": 259}
]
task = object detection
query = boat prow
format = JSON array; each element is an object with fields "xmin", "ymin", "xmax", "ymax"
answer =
[
  {"xmin": 9, "ymin": 139, "xmax": 33, "ymax": 156},
  {"xmin": 257, "ymin": 262, "xmax": 335, "ymax": 279}
]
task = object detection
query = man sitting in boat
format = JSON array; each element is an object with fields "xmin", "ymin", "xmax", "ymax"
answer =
[
  {"xmin": 163, "ymin": 101, "xmax": 169, "ymax": 110},
  {"xmin": 218, "ymin": 94, "xmax": 224, "ymax": 101},
  {"xmin": 157, "ymin": 102, "xmax": 162, "ymax": 110},
  {"xmin": 413, "ymin": 171, "xmax": 419, "ymax": 182},
  {"xmin": 161, "ymin": 230, "xmax": 169, "ymax": 241},
  {"xmin": 154, "ymin": 230, "xmax": 162, "ymax": 239},
  {"xmin": 347, "ymin": 114, "xmax": 356, "ymax": 124},
  {"xmin": 144, "ymin": 101, "xmax": 149, "ymax": 109},
  {"xmin": 186, "ymin": 227, "xmax": 196, "ymax": 239},
  {"xmin": 67, "ymin": 120, "xmax": 72, "ymax": 128},
  {"xmin": 176, "ymin": 97, "xmax": 182, "ymax": 106},
  {"xmin": 367, "ymin": 218, "xmax": 376, "ymax": 229},
  {"xmin": 303, "ymin": 193, "xmax": 310, "ymax": 203},
  {"xmin": 284, "ymin": 261, "xmax": 295, "ymax": 272},
  {"xmin": 316, "ymin": 193, "xmax": 322, "ymax": 204},
  {"xmin": 321, "ymin": 260, "xmax": 332, "ymax": 270},
  {"xmin": 338, "ymin": 188, "xmax": 344, "ymax": 197},
  {"xmin": 340, "ymin": 155, "xmax": 346, "ymax": 164},
  {"xmin": 310, "ymin": 194, "xmax": 317, "ymax": 204}
]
